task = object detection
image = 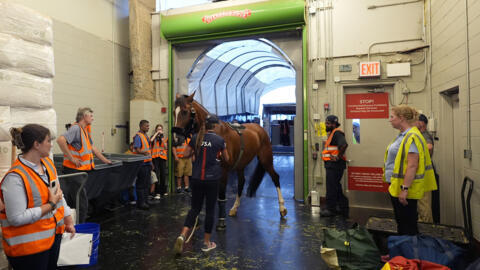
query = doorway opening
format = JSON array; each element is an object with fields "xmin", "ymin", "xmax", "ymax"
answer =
[{"xmin": 178, "ymin": 37, "xmax": 298, "ymax": 198}]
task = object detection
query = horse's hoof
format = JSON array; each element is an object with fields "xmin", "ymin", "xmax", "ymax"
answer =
[
  {"xmin": 280, "ymin": 208, "xmax": 287, "ymax": 217},
  {"xmin": 228, "ymin": 209, "xmax": 237, "ymax": 217},
  {"xmin": 216, "ymin": 220, "xmax": 226, "ymax": 231},
  {"xmin": 216, "ymin": 224, "xmax": 226, "ymax": 231}
]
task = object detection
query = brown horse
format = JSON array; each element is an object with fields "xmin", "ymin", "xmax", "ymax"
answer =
[{"xmin": 172, "ymin": 92, "xmax": 287, "ymax": 230}]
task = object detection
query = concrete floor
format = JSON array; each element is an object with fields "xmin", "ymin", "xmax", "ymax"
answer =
[{"xmin": 80, "ymin": 155, "xmax": 371, "ymax": 270}]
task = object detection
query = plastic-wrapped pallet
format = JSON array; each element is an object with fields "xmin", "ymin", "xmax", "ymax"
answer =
[
  {"xmin": 0, "ymin": 1, "xmax": 53, "ymax": 46},
  {"xmin": 0, "ymin": 70, "xmax": 53, "ymax": 108},
  {"xmin": 0, "ymin": 106, "xmax": 11, "ymax": 142},
  {"xmin": 10, "ymin": 107, "xmax": 57, "ymax": 138},
  {"xmin": 0, "ymin": 141, "xmax": 12, "ymax": 179},
  {"xmin": 0, "ymin": 33, "xmax": 54, "ymax": 78}
]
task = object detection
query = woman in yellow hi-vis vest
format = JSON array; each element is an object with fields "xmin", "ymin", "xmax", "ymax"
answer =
[
  {"xmin": 383, "ymin": 105, "xmax": 437, "ymax": 235},
  {"xmin": 1, "ymin": 124, "xmax": 75, "ymax": 270}
]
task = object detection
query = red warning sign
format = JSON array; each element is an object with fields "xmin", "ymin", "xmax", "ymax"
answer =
[
  {"xmin": 348, "ymin": 166, "xmax": 389, "ymax": 192},
  {"xmin": 345, "ymin": 93, "xmax": 389, "ymax": 119}
]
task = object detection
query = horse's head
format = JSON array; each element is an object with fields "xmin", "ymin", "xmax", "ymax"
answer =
[{"xmin": 172, "ymin": 92, "xmax": 197, "ymax": 147}]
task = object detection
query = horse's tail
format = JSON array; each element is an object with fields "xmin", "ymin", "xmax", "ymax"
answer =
[{"xmin": 247, "ymin": 161, "xmax": 266, "ymax": 197}]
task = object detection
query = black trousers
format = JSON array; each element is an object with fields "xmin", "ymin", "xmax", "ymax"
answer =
[
  {"xmin": 390, "ymin": 195, "xmax": 418, "ymax": 235},
  {"xmin": 62, "ymin": 166, "xmax": 90, "ymax": 223},
  {"xmin": 152, "ymin": 157, "xmax": 167, "ymax": 194},
  {"xmin": 184, "ymin": 179, "xmax": 219, "ymax": 234},
  {"xmin": 432, "ymin": 166, "xmax": 440, "ymax": 224},
  {"xmin": 136, "ymin": 165, "xmax": 151, "ymax": 204},
  {"xmin": 325, "ymin": 168, "xmax": 349, "ymax": 211},
  {"xmin": 7, "ymin": 234, "xmax": 62, "ymax": 270}
]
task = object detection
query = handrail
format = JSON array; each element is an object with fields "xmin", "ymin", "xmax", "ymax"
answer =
[
  {"xmin": 59, "ymin": 172, "xmax": 88, "ymax": 225},
  {"xmin": 461, "ymin": 177, "xmax": 474, "ymax": 241}
]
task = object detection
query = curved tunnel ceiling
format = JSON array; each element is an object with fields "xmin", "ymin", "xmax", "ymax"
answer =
[{"xmin": 187, "ymin": 39, "xmax": 296, "ymax": 116}]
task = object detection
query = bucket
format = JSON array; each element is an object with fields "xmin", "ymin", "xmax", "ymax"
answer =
[{"xmin": 74, "ymin": 223, "xmax": 100, "ymax": 266}]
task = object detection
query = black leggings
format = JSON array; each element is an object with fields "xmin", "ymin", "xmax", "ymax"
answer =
[
  {"xmin": 7, "ymin": 234, "xmax": 62, "ymax": 270},
  {"xmin": 184, "ymin": 179, "xmax": 219, "ymax": 234}
]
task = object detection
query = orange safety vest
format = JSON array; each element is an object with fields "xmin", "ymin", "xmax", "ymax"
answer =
[
  {"xmin": 175, "ymin": 138, "xmax": 190, "ymax": 159},
  {"xmin": 63, "ymin": 124, "xmax": 95, "ymax": 170},
  {"xmin": 134, "ymin": 132, "xmax": 152, "ymax": 163},
  {"xmin": 151, "ymin": 137, "xmax": 167, "ymax": 160},
  {"xmin": 322, "ymin": 128, "xmax": 347, "ymax": 161},
  {"xmin": 0, "ymin": 157, "xmax": 65, "ymax": 257}
]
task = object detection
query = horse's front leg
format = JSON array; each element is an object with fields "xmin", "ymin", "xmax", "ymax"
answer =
[
  {"xmin": 216, "ymin": 170, "xmax": 228, "ymax": 231},
  {"xmin": 229, "ymin": 170, "xmax": 245, "ymax": 217}
]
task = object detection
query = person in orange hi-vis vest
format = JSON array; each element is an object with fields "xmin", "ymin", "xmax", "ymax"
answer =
[
  {"xmin": 56, "ymin": 107, "xmax": 112, "ymax": 223},
  {"xmin": 150, "ymin": 124, "xmax": 168, "ymax": 199},
  {"xmin": 173, "ymin": 137, "xmax": 192, "ymax": 193},
  {"xmin": 320, "ymin": 115, "xmax": 349, "ymax": 218},
  {"xmin": 1, "ymin": 124, "xmax": 75, "ymax": 270},
  {"xmin": 133, "ymin": 120, "xmax": 153, "ymax": 210}
]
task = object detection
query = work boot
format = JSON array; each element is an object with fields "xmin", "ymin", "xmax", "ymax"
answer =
[
  {"xmin": 320, "ymin": 208, "xmax": 336, "ymax": 217},
  {"xmin": 137, "ymin": 203, "xmax": 150, "ymax": 210},
  {"xmin": 136, "ymin": 189, "xmax": 149, "ymax": 210}
]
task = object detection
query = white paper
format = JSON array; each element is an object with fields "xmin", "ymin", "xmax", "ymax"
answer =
[{"xmin": 57, "ymin": 233, "xmax": 93, "ymax": 266}]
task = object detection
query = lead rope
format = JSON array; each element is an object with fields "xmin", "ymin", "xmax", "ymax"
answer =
[{"xmin": 185, "ymin": 215, "xmax": 199, "ymax": 244}]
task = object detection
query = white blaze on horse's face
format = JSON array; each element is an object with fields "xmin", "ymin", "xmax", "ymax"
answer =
[{"xmin": 174, "ymin": 106, "xmax": 181, "ymax": 127}]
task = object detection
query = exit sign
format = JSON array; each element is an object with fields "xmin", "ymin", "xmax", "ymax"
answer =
[{"xmin": 359, "ymin": 61, "xmax": 381, "ymax": 77}]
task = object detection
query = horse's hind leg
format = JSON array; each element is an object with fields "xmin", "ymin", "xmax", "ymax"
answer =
[
  {"xmin": 216, "ymin": 170, "xmax": 228, "ymax": 231},
  {"xmin": 229, "ymin": 170, "xmax": 245, "ymax": 217},
  {"xmin": 258, "ymin": 151, "xmax": 287, "ymax": 217}
]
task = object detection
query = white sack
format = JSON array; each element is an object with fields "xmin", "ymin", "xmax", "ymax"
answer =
[
  {"xmin": 10, "ymin": 107, "xmax": 57, "ymax": 138},
  {"xmin": 0, "ymin": 1, "xmax": 53, "ymax": 46},
  {"xmin": 58, "ymin": 233, "xmax": 93, "ymax": 266},
  {"xmin": 0, "ymin": 141, "xmax": 12, "ymax": 173},
  {"xmin": 0, "ymin": 70, "xmax": 53, "ymax": 108},
  {"xmin": 0, "ymin": 106, "xmax": 11, "ymax": 141},
  {"xmin": 0, "ymin": 33, "xmax": 54, "ymax": 78}
]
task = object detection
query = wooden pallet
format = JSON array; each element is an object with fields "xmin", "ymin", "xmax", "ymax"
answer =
[{"xmin": 366, "ymin": 217, "xmax": 470, "ymax": 245}]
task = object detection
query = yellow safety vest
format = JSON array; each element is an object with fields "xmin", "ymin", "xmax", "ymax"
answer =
[{"xmin": 383, "ymin": 126, "xmax": 437, "ymax": 199}]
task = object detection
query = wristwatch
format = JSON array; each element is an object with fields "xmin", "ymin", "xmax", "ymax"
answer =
[
  {"xmin": 48, "ymin": 201, "xmax": 56, "ymax": 210},
  {"xmin": 400, "ymin": 185, "xmax": 409, "ymax": 191}
]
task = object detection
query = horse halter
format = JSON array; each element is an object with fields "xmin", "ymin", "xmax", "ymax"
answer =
[{"xmin": 172, "ymin": 107, "xmax": 197, "ymax": 147}]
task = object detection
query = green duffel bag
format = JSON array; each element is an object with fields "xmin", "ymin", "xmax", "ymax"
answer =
[{"xmin": 322, "ymin": 224, "xmax": 383, "ymax": 270}]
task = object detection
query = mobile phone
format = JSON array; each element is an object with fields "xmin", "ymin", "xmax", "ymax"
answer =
[{"xmin": 49, "ymin": 179, "xmax": 59, "ymax": 193}]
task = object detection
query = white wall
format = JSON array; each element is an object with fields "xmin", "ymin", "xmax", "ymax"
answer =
[
  {"xmin": 12, "ymin": 0, "xmax": 131, "ymax": 153},
  {"xmin": 310, "ymin": 0, "xmax": 424, "ymax": 58},
  {"xmin": 430, "ymin": 0, "xmax": 480, "ymax": 240}
]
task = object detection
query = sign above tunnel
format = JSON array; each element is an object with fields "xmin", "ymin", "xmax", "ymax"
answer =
[
  {"xmin": 160, "ymin": 0, "xmax": 305, "ymax": 43},
  {"xmin": 345, "ymin": 93, "xmax": 389, "ymax": 119}
]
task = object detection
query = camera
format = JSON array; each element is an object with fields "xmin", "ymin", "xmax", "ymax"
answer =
[{"xmin": 157, "ymin": 133, "xmax": 164, "ymax": 140}]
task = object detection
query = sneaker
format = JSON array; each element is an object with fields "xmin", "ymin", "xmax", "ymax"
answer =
[
  {"xmin": 201, "ymin": 241, "xmax": 217, "ymax": 252},
  {"xmin": 154, "ymin": 194, "xmax": 161, "ymax": 200},
  {"xmin": 176, "ymin": 188, "xmax": 182, "ymax": 193},
  {"xmin": 129, "ymin": 200, "xmax": 137, "ymax": 205},
  {"xmin": 163, "ymin": 192, "xmax": 169, "ymax": 196},
  {"xmin": 148, "ymin": 195, "xmax": 154, "ymax": 200},
  {"xmin": 184, "ymin": 187, "xmax": 191, "ymax": 193},
  {"xmin": 173, "ymin": 235, "xmax": 185, "ymax": 255}
]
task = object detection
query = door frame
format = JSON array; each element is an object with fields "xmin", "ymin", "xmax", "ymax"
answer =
[
  {"xmin": 165, "ymin": 26, "xmax": 309, "ymax": 201},
  {"xmin": 339, "ymin": 82, "xmax": 396, "ymax": 210}
]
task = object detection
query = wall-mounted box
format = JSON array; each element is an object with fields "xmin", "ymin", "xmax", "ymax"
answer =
[
  {"xmin": 313, "ymin": 60, "xmax": 326, "ymax": 81},
  {"xmin": 387, "ymin": 63, "xmax": 411, "ymax": 77}
]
